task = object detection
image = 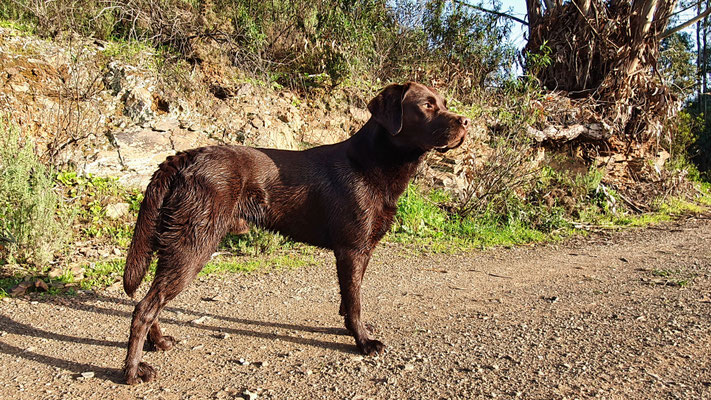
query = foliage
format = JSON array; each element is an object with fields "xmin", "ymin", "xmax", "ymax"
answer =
[
  {"xmin": 0, "ymin": 121, "xmax": 72, "ymax": 267},
  {"xmin": 682, "ymin": 101, "xmax": 711, "ymax": 181},
  {"xmin": 660, "ymin": 32, "xmax": 696, "ymax": 99},
  {"xmin": 220, "ymin": 228, "xmax": 294, "ymax": 257},
  {"xmin": 524, "ymin": 40, "xmax": 552, "ymax": 80},
  {"xmin": 0, "ymin": 0, "xmax": 514, "ymax": 99},
  {"xmin": 56, "ymin": 171, "xmax": 142, "ymax": 248},
  {"xmin": 422, "ymin": 0, "xmax": 515, "ymax": 88}
]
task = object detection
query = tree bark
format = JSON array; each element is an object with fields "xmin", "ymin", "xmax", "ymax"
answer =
[
  {"xmin": 526, "ymin": 0, "xmax": 543, "ymax": 39},
  {"xmin": 698, "ymin": 0, "xmax": 702, "ymax": 113}
]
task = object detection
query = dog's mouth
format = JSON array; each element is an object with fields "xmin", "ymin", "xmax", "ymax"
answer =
[{"xmin": 434, "ymin": 135, "xmax": 465, "ymax": 153}]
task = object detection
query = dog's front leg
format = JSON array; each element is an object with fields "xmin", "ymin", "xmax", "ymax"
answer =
[{"xmin": 335, "ymin": 248, "xmax": 384, "ymax": 355}]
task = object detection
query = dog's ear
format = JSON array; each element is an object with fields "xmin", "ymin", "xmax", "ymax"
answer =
[{"xmin": 367, "ymin": 83, "xmax": 410, "ymax": 135}]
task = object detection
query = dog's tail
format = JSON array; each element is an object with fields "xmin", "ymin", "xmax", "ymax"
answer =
[{"xmin": 123, "ymin": 151, "xmax": 193, "ymax": 297}]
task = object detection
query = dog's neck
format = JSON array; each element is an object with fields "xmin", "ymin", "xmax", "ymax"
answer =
[{"xmin": 346, "ymin": 119, "xmax": 426, "ymax": 203}]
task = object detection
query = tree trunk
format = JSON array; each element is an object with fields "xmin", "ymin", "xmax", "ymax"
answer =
[
  {"xmin": 523, "ymin": 0, "xmax": 680, "ymax": 155},
  {"xmin": 704, "ymin": 4, "xmax": 709, "ymax": 116},
  {"xmin": 698, "ymin": 0, "xmax": 702, "ymax": 114}
]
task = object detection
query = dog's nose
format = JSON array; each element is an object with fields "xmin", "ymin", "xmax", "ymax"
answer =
[{"xmin": 458, "ymin": 116, "xmax": 470, "ymax": 128}]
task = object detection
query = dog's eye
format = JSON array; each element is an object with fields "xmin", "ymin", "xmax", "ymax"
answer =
[{"xmin": 423, "ymin": 102, "xmax": 434, "ymax": 110}]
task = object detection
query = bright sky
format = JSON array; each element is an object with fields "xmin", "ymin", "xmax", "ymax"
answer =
[
  {"xmin": 494, "ymin": 0, "xmax": 699, "ymax": 52},
  {"xmin": 497, "ymin": 0, "xmax": 529, "ymax": 50}
]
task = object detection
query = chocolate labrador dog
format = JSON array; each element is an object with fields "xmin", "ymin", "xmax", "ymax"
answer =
[{"xmin": 122, "ymin": 81, "xmax": 469, "ymax": 384}]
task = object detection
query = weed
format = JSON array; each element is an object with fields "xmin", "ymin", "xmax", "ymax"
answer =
[
  {"xmin": 56, "ymin": 171, "xmax": 142, "ymax": 248},
  {"xmin": 651, "ymin": 268, "xmax": 694, "ymax": 288},
  {"xmin": 0, "ymin": 18, "xmax": 35, "ymax": 33},
  {"xmin": 100, "ymin": 39, "xmax": 164, "ymax": 70}
]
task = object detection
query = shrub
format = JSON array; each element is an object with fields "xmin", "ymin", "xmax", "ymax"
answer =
[{"xmin": 0, "ymin": 121, "xmax": 72, "ymax": 266}]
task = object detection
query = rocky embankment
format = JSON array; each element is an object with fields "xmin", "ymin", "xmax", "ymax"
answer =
[{"xmin": 0, "ymin": 27, "xmax": 482, "ymax": 190}]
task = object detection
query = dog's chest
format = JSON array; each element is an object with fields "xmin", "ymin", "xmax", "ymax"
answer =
[{"xmin": 367, "ymin": 203, "xmax": 397, "ymax": 245}]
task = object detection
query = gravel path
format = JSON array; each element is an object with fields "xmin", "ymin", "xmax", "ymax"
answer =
[{"xmin": 1, "ymin": 215, "xmax": 710, "ymax": 399}]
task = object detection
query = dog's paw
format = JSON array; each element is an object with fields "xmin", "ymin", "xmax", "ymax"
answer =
[
  {"xmin": 359, "ymin": 339, "xmax": 385, "ymax": 356},
  {"xmin": 124, "ymin": 362, "xmax": 156, "ymax": 385},
  {"xmin": 153, "ymin": 335, "xmax": 176, "ymax": 351},
  {"xmin": 136, "ymin": 362, "xmax": 157, "ymax": 383},
  {"xmin": 146, "ymin": 335, "xmax": 176, "ymax": 352}
]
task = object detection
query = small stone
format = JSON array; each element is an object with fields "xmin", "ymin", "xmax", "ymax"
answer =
[
  {"xmin": 70, "ymin": 266, "xmax": 85, "ymax": 280},
  {"xmin": 152, "ymin": 118, "xmax": 179, "ymax": 132},
  {"xmin": 237, "ymin": 358, "xmax": 249, "ymax": 366},
  {"xmin": 242, "ymin": 389, "xmax": 258, "ymax": 400},
  {"xmin": 219, "ymin": 332, "xmax": 230, "ymax": 339},
  {"xmin": 34, "ymin": 279, "xmax": 49, "ymax": 292},
  {"xmin": 11, "ymin": 82, "xmax": 30, "ymax": 92},
  {"xmin": 105, "ymin": 203, "xmax": 130, "ymax": 220},
  {"xmin": 48, "ymin": 268, "xmax": 64, "ymax": 279},
  {"xmin": 80, "ymin": 371, "xmax": 94, "ymax": 379},
  {"xmin": 191, "ymin": 316, "xmax": 210, "ymax": 324},
  {"xmin": 305, "ymin": 369, "xmax": 313, "ymax": 376},
  {"xmin": 10, "ymin": 281, "xmax": 32, "ymax": 296},
  {"xmin": 192, "ymin": 344, "xmax": 204, "ymax": 351}
]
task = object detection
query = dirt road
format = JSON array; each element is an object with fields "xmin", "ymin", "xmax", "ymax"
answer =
[{"xmin": 1, "ymin": 216, "xmax": 710, "ymax": 399}]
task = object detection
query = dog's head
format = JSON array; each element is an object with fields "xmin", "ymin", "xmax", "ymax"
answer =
[{"xmin": 367, "ymin": 82, "xmax": 469, "ymax": 153}]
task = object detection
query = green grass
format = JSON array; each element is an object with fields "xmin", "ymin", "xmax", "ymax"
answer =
[
  {"xmin": 200, "ymin": 253, "xmax": 315, "ymax": 277},
  {"xmin": 697, "ymin": 182, "xmax": 711, "ymax": 206},
  {"xmin": 389, "ymin": 184, "xmax": 562, "ymax": 253},
  {"xmin": 389, "ymin": 179, "xmax": 711, "ymax": 254},
  {"xmin": 597, "ymin": 197, "xmax": 707, "ymax": 228},
  {"xmin": 0, "ymin": 18, "xmax": 35, "ymax": 34}
]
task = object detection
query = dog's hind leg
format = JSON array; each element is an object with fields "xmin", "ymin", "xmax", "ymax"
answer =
[
  {"xmin": 123, "ymin": 246, "xmax": 217, "ymax": 384},
  {"xmin": 123, "ymin": 216, "xmax": 228, "ymax": 384}
]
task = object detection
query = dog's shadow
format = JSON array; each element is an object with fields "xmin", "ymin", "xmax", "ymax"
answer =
[{"xmin": 0, "ymin": 293, "xmax": 358, "ymax": 384}]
